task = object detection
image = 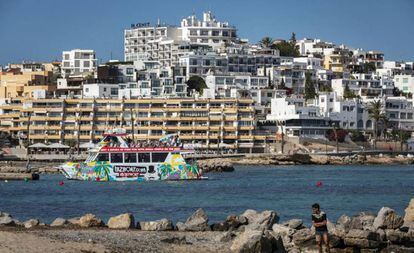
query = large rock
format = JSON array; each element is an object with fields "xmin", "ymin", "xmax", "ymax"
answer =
[
  {"xmin": 230, "ymin": 229, "xmax": 273, "ymax": 253},
  {"xmin": 50, "ymin": 218, "xmax": 67, "ymax": 227},
  {"xmin": 139, "ymin": 218, "xmax": 173, "ymax": 231},
  {"xmin": 24, "ymin": 219, "xmax": 39, "ymax": 229},
  {"xmin": 78, "ymin": 213, "xmax": 104, "ymax": 228},
  {"xmin": 108, "ymin": 213, "xmax": 135, "ymax": 229},
  {"xmin": 373, "ymin": 207, "xmax": 404, "ymax": 230},
  {"xmin": 282, "ymin": 219, "xmax": 304, "ymax": 230},
  {"xmin": 344, "ymin": 229, "xmax": 381, "ymax": 248},
  {"xmin": 384, "ymin": 229, "xmax": 412, "ymax": 245},
  {"xmin": 68, "ymin": 217, "xmax": 81, "ymax": 226},
  {"xmin": 226, "ymin": 214, "xmax": 247, "ymax": 230},
  {"xmin": 176, "ymin": 208, "xmax": 210, "ymax": 231},
  {"xmin": 404, "ymin": 198, "xmax": 414, "ymax": 223},
  {"xmin": 291, "ymin": 228, "xmax": 314, "ymax": 247},
  {"xmin": 349, "ymin": 212, "xmax": 376, "ymax": 231},
  {"xmin": 211, "ymin": 221, "xmax": 230, "ymax": 231},
  {"xmin": 241, "ymin": 209, "xmax": 279, "ymax": 231},
  {"xmin": 0, "ymin": 212, "xmax": 15, "ymax": 226},
  {"xmin": 0, "ymin": 216, "xmax": 15, "ymax": 226},
  {"xmin": 272, "ymin": 223, "xmax": 295, "ymax": 238},
  {"xmin": 336, "ymin": 214, "xmax": 352, "ymax": 233}
]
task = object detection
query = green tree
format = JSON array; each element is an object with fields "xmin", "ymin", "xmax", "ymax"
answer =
[
  {"xmin": 290, "ymin": 32, "xmax": 297, "ymax": 44},
  {"xmin": 259, "ymin": 37, "xmax": 274, "ymax": 48},
  {"xmin": 272, "ymin": 41, "xmax": 300, "ymax": 57},
  {"xmin": 343, "ymin": 83, "xmax": 356, "ymax": 99},
  {"xmin": 363, "ymin": 62, "xmax": 376, "ymax": 74},
  {"xmin": 368, "ymin": 100, "xmax": 387, "ymax": 149},
  {"xmin": 186, "ymin": 75, "xmax": 207, "ymax": 96},
  {"xmin": 304, "ymin": 71, "xmax": 317, "ymax": 100}
]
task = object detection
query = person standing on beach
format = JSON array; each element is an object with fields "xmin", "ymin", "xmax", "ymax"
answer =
[{"xmin": 312, "ymin": 203, "xmax": 330, "ymax": 253}]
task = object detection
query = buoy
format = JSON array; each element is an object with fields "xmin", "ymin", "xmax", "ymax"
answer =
[
  {"xmin": 59, "ymin": 181, "xmax": 64, "ymax": 186},
  {"xmin": 24, "ymin": 177, "xmax": 29, "ymax": 182},
  {"xmin": 4, "ymin": 180, "xmax": 8, "ymax": 183},
  {"xmin": 316, "ymin": 181, "xmax": 323, "ymax": 187}
]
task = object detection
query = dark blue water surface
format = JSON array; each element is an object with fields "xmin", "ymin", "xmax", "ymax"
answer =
[{"xmin": 0, "ymin": 165, "xmax": 413, "ymax": 225}]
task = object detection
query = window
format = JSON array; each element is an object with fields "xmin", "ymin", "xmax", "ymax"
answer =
[
  {"xmin": 110, "ymin": 153, "xmax": 123, "ymax": 163},
  {"xmin": 110, "ymin": 88, "xmax": 118, "ymax": 95},
  {"xmin": 124, "ymin": 153, "xmax": 137, "ymax": 163},
  {"xmin": 85, "ymin": 88, "xmax": 89, "ymax": 92},
  {"xmin": 103, "ymin": 88, "xmax": 107, "ymax": 92},
  {"xmin": 126, "ymin": 68, "xmax": 134, "ymax": 74},
  {"xmin": 152, "ymin": 152, "xmax": 168, "ymax": 162},
  {"xmin": 83, "ymin": 61, "xmax": 90, "ymax": 68},
  {"xmin": 75, "ymin": 60, "xmax": 80, "ymax": 67},
  {"xmin": 138, "ymin": 153, "xmax": 150, "ymax": 163},
  {"xmin": 96, "ymin": 153, "xmax": 109, "ymax": 162}
]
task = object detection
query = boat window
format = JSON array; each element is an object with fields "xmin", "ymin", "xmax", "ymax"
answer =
[
  {"xmin": 138, "ymin": 153, "xmax": 150, "ymax": 163},
  {"xmin": 152, "ymin": 152, "xmax": 168, "ymax": 163},
  {"xmin": 96, "ymin": 153, "xmax": 109, "ymax": 162},
  {"xmin": 124, "ymin": 153, "xmax": 137, "ymax": 163},
  {"xmin": 110, "ymin": 153, "xmax": 123, "ymax": 163}
]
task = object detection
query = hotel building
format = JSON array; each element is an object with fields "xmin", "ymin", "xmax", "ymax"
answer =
[{"xmin": 0, "ymin": 98, "xmax": 269, "ymax": 153}]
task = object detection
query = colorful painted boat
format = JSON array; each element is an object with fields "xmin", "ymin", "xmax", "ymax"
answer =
[{"xmin": 59, "ymin": 130, "xmax": 204, "ymax": 182}]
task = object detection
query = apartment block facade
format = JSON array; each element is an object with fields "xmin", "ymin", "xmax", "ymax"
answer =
[{"xmin": 0, "ymin": 98, "xmax": 268, "ymax": 153}]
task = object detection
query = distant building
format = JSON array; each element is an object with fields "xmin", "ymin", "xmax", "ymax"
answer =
[
  {"xmin": 124, "ymin": 11, "xmax": 238, "ymax": 66},
  {"xmin": 394, "ymin": 74, "xmax": 414, "ymax": 94},
  {"xmin": 61, "ymin": 49, "xmax": 97, "ymax": 77}
]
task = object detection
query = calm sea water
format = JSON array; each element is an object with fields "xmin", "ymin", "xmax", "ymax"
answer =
[{"xmin": 0, "ymin": 165, "xmax": 413, "ymax": 225}]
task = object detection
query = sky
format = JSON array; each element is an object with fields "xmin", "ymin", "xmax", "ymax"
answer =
[{"xmin": 0, "ymin": 0, "xmax": 413, "ymax": 65}]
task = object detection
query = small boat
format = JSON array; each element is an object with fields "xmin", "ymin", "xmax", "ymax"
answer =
[{"xmin": 59, "ymin": 129, "xmax": 205, "ymax": 182}]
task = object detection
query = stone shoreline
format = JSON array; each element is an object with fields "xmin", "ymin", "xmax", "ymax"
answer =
[
  {"xmin": 0, "ymin": 153, "xmax": 413, "ymax": 175},
  {"xmin": 1, "ymin": 199, "xmax": 413, "ymax": 252}
]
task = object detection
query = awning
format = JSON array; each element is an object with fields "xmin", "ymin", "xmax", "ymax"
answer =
[
  {"xmin": 29, "ymin": 143, "xmax": 48, "ymax": 148},
  {"xmin": 48, "ymin": 143, "xmax": 70, "ymax": 149},
  {"xmin": 79, "ymin": 142, "xmax": 97, "ymax": 148}
]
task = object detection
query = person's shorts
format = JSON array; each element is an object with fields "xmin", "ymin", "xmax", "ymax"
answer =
[{"xmin": 315, "ymin": 230, "xmax": 328, "ymax": 237}]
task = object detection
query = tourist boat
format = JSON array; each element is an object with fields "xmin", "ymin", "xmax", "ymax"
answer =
[{"xmin": 59, "ymin": 129, "xmax": 204, "ymax": 181}]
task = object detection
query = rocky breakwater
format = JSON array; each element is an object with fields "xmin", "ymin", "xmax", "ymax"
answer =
[
  {"xmin": 197, "ymin": 159, "xmax": 235, "ymax": 173},
  {"xmin": 0, "ymin": 161, "xmax": 60, "ymax": 174},
  {"xmin": 1, "ymin": 199, "xmax": 414, "ymax": 252}
]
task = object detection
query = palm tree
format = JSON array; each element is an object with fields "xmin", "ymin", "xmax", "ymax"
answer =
[
  {"xmin": 260, "ymin": 37, "xmax": 274, "ymax": 48},
  {"xmin": 368, "ymin": 100, "xmax": 387, "ymax": 150}
]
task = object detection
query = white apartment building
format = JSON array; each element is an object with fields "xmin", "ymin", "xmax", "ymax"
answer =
[
  {"xmin": 82, "ymin": 83, "xmax": 119, "ymax": 98},
  {"xmin": 317, "ymin": 92, "xmax": 369, "ymax": 130},
  {"xmin": 296, "ymin": 38, "xmax": 334, "ymax": 56},
  {"xmin": 394, "ymin": 74, "xmax": 414, "ymax": 94},
  {"xmin": 124, "ymin": 11, "xmax": 238, "ymax": 66},
  {"xmin": 180, "ymin": 11, "xmax": 237, "ymax": 47},
  {"xmin": 294, "ymin": 56, "xmax": 323, "ymax": 70},
  {"xmin": 203, "ymin": 74, "xmax": 269, "ymax": 99},
  {"xmin": 266, "ymin": 97, "xmax": 333, "ymax": 138},
  {"xmin": 332, "ymin": 73, "xmax": 394, "ymax": 99},
  {"xmin": 263, "ymin": 62, "xmax": 307, "ymax": 94},
  {"xmin": 178, "ymin": 46, "xmax": 280, "ymax": 79},
  {"xmin": 384, "ymin": 97, "xmax": 414, "ymax": 131},
  {"xmin": 61, "ymin": 49, "xmax": 97, "ymax": 77}
]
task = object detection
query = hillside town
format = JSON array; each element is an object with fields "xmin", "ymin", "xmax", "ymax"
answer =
[{"xmin": 1, "ymin": 11, "xmax": 414, "ymax": 155}]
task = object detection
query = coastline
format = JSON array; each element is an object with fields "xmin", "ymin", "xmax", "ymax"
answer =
[
  {"xmin": 1, "ymin": 153, "xmax": 413, "ymax": 175},
  {"xmin": 0, "ymin": 199, "xmax": 413, "ymax": 253}
]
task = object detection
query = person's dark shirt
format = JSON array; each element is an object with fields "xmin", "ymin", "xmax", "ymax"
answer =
[{"xmin": 312, "ymin": 211, "xmax": 328, "ymax": 231}]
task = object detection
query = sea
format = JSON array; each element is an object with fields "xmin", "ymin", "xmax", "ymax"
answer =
[{"xmin": 0, "ymin": 165, "xmax": 413, "ymax": 225}]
